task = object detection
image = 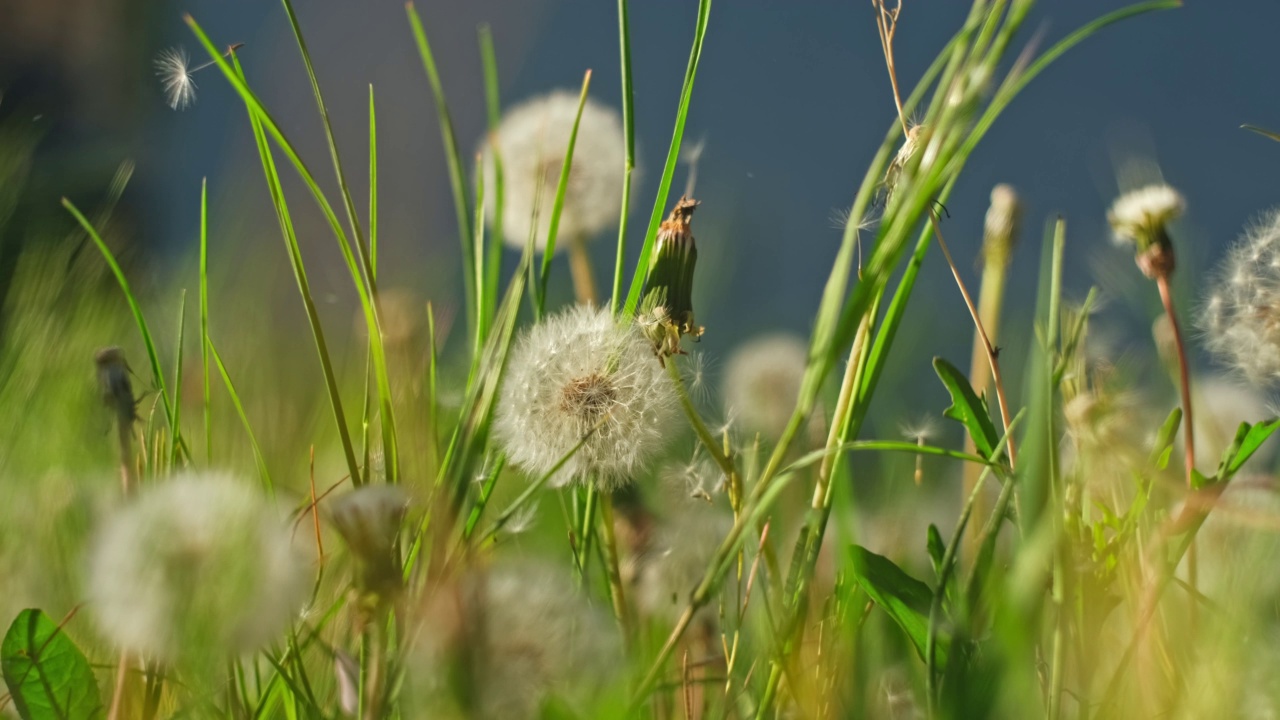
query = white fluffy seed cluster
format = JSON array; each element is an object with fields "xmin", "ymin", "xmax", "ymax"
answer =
[
  {"xmin": 1107, "ymin": 183, "xmax": 1185, "ymax": 246},
  {"xmin": 1201, "ymin": 208, "xmax": 1280, "ymax": 384},
  {"xmin": 480, "ymin": 90, "xmax": 627, "ymax": 253},
  {"xmin": 722, "ymin": 333, "xmax": 808, "ymax": 440},
  {"xmin": 494, "ymin": 304, "xmax": 677, "ymax": 490},
  {"xmin": 87, "ymin": 473, "xmax": 310, "ymax": 664},
  {"xmin": 408, "ymin": 561, "xmax": 622, "ymax": 719}
]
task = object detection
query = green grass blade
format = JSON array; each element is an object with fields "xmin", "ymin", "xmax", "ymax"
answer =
[
  {"xmin": 406, "ymin": 2, "xmax": 476, "ymax": 342},
  {"xmin": 1243, "ymin": 124, "xmax": 1280, "ymax": 143},
  {"xmin": 537, "ymin": 70, "xmax": 593, "ymax": 314},
  {"xmin": 187, "ymin": 27, "xmax": 400, "ymax": 484},
  {"xmin": 63, "ymin": 199, "xmax": 177, "ymax": 435},
  {"xmin": 209, "ymin": 341, "xmax": 273, "ymax": 493},
  {"xmin": 472, "ymin": 154, "xmax": 486, "ymax": 367},
  {"xmin": 611, "ymin": 0, "xmax": 636, "ymax": 314},
  {"xmin": 279, "ymin": 0, "xmax": 373, "ymax": 288},
  {"xmin": 478, "ymin": 24, "xmax": 504, "ymax": 337},
  {"xmin": 228, "ymin": 51, "xmax": 362, "ymax": 487},
  {"xmin": 171, "ymin": 289, "xmax": 187, "ymax": 466},
  {"xmin": 620, "ymin": 0, "xmax": 711, "ymax": 319},
  {"xmin": 199, "ymin": 178, "xmax": 212, "ymax": 464},
  {"xmin": 369, "ymin": 84, "xmax": 378, "ymax": 281}
]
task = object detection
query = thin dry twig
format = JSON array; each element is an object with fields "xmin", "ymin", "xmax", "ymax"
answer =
[
  {"xmin": 874, "ymin": 0, "xmax": 909, "ymax": 135},
  {"xmin": 930, "ymin": 210, "xmax": 1017, "ymax": 468}
]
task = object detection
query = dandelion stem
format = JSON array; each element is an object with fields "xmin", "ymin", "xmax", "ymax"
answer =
[
  {"xmin": 568, "ymin": 233, "xmax": 599, "ymax": 304},
  {"xmin": 666, "ymin": 360, "xmax": 735, "ymax": 480},
  {"xmin": 1155, "ymin": 275, "xmax": 1195, "ymax": 491}
]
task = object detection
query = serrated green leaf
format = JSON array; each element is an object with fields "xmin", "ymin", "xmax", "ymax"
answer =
[
  {"xmin": 1, "ymin": 609, "xmax": 104, "ymax": 720},
  {"xmin": 1228, "ymin": 418, "xmax": 1280, "ymax": 478},
  {"xmin": 849, "ymin": 545, "xmax": 947, "ymax": 665},
  {"xmin": 933, "ymin": 357, "xmax": 1000, "ymax": 461}
]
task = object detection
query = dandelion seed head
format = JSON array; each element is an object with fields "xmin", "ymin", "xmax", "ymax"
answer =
[
  {"xmin": 1107, "ymin": 183, "xmax": 1184, "ymax": 246},
  {"xmin": 1200, "ymin": 207, "xmax": 1280, "ymax": 385},
  {"xmin": 480, "ymin": 90, "xmax": 628, "ymax": 253},
  {"xmin": 87, "ymin": 472, "xmax": 309, "ymax": 665},
  {"xmin": 634, "ymin": 506, "xmax": 733, "ymax": 628},
  {"xmin": 155, "ymin": 46, "xmax": 196, "ymax": 111},
  {"xmin": 408, "ymin": 561, "xmax": 622, "ymax": 718},
  {"xmin": 723, "ymin": 333, "xmax": 808, "ymax": 441},
  {"xmin": 494, "ymin": 304, "xmax": 677, "ymax": 491}
]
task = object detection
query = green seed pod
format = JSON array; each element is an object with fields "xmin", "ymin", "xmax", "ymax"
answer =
[{"xmin": 639, "ymin": 196, "xmax": 704, "ymax": 362}]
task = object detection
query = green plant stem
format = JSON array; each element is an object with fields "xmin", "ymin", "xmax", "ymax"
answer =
[
  {"xmin": 599, "ymin": 493, "xmax": 634, "ymax": 650},
  {"xmin": 666, "ymin": 360, "xmax": 736, "ymax": 479},
  {"xmin": 575, "ymin": 486, "xmax": 599, "ymax": 581}
]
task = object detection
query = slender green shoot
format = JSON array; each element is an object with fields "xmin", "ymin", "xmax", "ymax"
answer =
[{"xmin": 611, "ymin": 0, "xmax": 637, "ymax": 313}]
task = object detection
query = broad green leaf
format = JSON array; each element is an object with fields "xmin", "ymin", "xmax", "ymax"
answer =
[
  {"xmin": 927, "ymin": 524, "xmax": 945, "ymax": 581},
  {"xmin": 933, "ymin": 357, "xmax": 1000, "ymax": 461},
  {"xmin": 848, "ymin": 545, "xmax": 946, "ymax": 665},
  {"xmin": 1, "ymin": 609, "xmax": 103, "ymax": 720},
  {"xmin": 1228, "ymin": 418, "xmax": 1280, "ymax": 478}
]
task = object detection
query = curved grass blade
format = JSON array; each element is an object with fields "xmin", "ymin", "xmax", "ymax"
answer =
[
  {"xmin": 611, "ymin": 0, "xmax": 637, "ymax": 313},
  {"xmin": 537, "ymin": 70, "xmax": 593, "ymax": 314},
  {"xmin": 209, "ymin": 341, "xmax": 273, "ymax": 493},
  {"xmin": 620, "ymin": 0, "xmax": 711, "ymax": 318}
]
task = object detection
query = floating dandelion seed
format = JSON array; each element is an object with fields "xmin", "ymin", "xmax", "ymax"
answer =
[
  {"xmin": 153, "ymin": 43, "xmax": 245, "ymax": 111},
  {"xmin": 480, "ymin": 90, "xmax": 628, "ymax": 252},
  {"xmin": 899, "ymin": 416, "xmax": 939, "ymax": 485},
  {"xmin": 86, "ymin": 473, "xmax": 310, "ymax": 666},
  {"xmin": 494, "ymin": 304, "xmax": 677, "ymax": 490},
  {"xmin": 155, "ymin": 47, "xmax": 197, "ymax": 110},
  {"xmin": 1201, "ymin": 207, "xmax": 1280, "ymax": 385}
]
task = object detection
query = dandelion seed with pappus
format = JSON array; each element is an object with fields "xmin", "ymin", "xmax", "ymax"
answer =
[
  {"xmin": 86, "ymin": 472, "xmax": 310, "ymax": 669},
  {"xmin": 494, "ymin": 304, "xmax": 676, "ymax": 491},
  {"xmin": 153, "ymin": 43, "xmax": 246, "ymax": 111},
  {"xmin": 480, "ymin": 90, "xmax": 627, "ymax": 253}
]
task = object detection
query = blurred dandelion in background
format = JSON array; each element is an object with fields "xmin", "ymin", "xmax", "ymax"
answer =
[
  {"xmin": 480, "ymin": 90, "xmax": 627, "ymax": 253},
  {"xmin": 86, "ymin": 472, "xmax": 310, "ymax": 669}
]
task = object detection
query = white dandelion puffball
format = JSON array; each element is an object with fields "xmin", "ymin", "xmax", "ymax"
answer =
[
  {"xmin": 1202, "ymin": 207, "xmax": 1280, "ymax": 385},
  {"xmin": 723, "ymin": 333, "xmax": 809, "ymax": 440},
  {"xmin": 408, "ymin": 561, "xmax": 622, "ymax": 719},
  {"xmin": 87, "ymin": 473, "xmax": 310, "ymax": 664},
  {"xmin": 480, "ymin": 90, "xmax": 627, "ymax": 252},
  {"xmin": 495, "ymin": 304, "xmax": 677, "ymax": 490},
  {"xmin": 1107, "ymin": 183, "xmax": 1185, "ymax": 246},
  {"xmin": 634, "ymin": 505, "xmax": 733, "ymax": 627}
]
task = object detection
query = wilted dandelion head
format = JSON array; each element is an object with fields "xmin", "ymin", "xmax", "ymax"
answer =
[
  {"xmin": 494, "ymin": 304, "xmax": 677, "ymax": 490},
  {"xmin": 1201, "ymin": 208, "xmax": 1280, "ymax": 385},
  {"xmin": 327, "ymin": 485, "xmax": 409, "ymax": 597},
  {"xmin": 723, "ymin": 333, "xmax": 808, "ymax": 440},
  {"xmin": 408, "ymin": 561, "xmax": 622, "ymax": 719},
  {"xmin": 480, "ymin": 90, "xmax": 627, "ymax": 253},
  {"xmin": 86, "ymin": 472, "xmax": 309, "ymax": 665},
  {"xmin": 155, "ymin": 47, "xmax": 196, "ymax": 111}
]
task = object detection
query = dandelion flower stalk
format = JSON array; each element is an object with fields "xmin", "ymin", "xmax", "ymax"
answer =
[{"xmin": 1107, "ymin": 184, "xmax": 1194, "ymax": 490}]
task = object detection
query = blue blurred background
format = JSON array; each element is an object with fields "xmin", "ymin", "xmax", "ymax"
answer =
[{"xmin": 4, "ymin": 0, "xmax": 1279, "ymax": 432}]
